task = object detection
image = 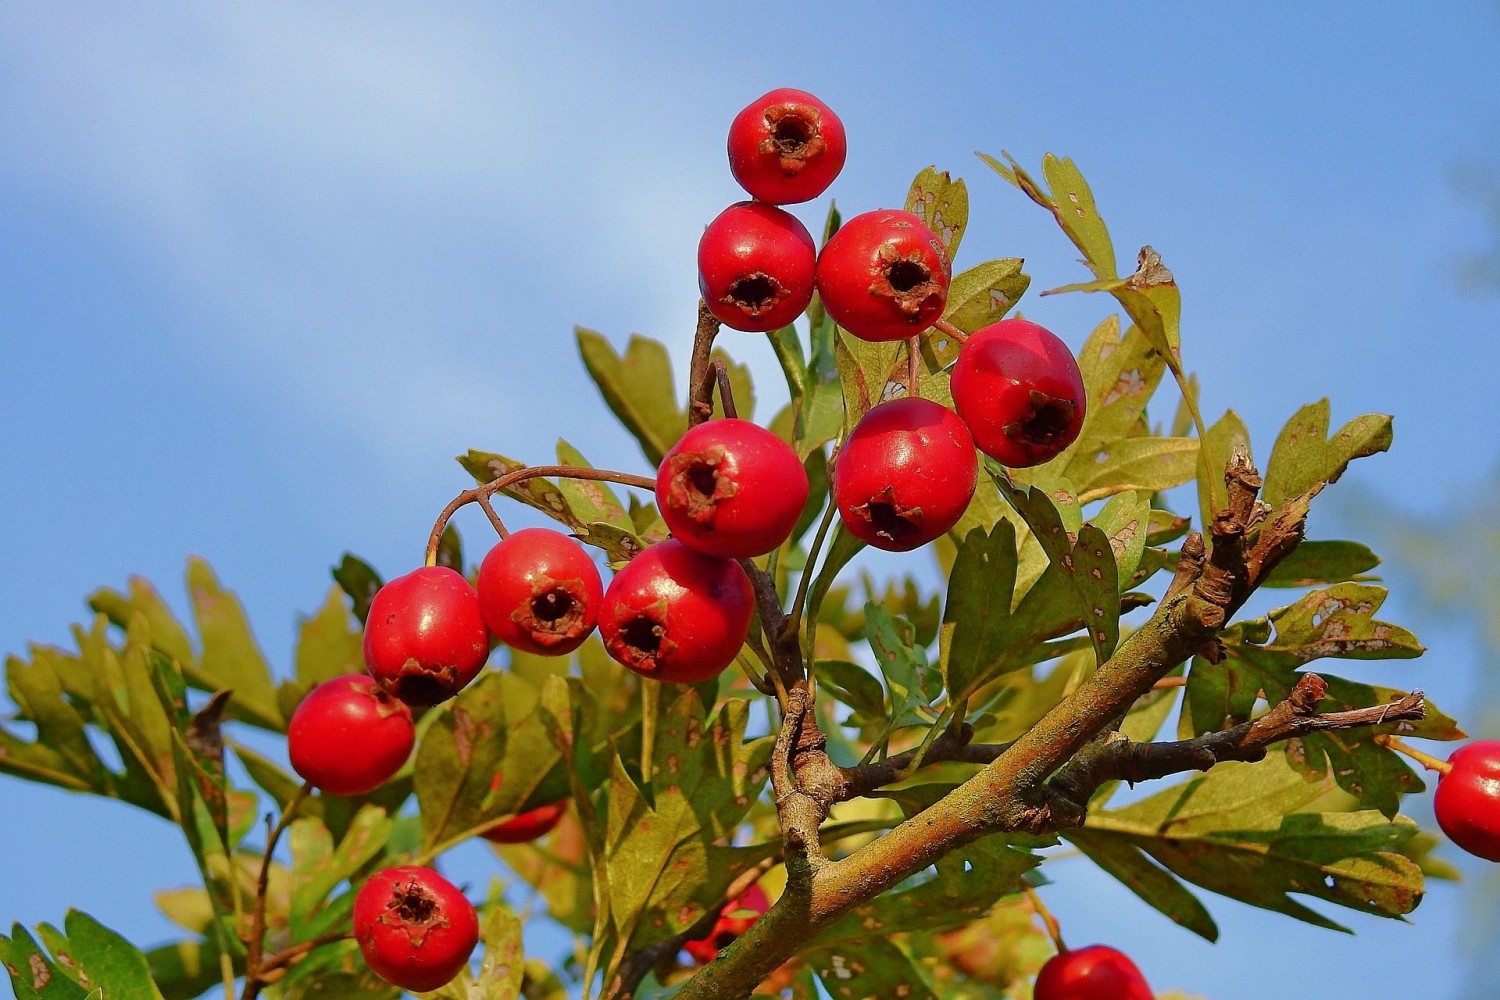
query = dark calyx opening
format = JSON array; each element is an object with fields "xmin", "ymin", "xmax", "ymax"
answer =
[
  {"xmin": 668, "ymin": 449, "xmax": 734, "ymax": 521},
  {"xmin": 393, "ymin": 669, "xmax": 454, "ymax": 708},
  {"xmin": 688, "ymin": 461, "xmax": 719, "ymax": 497},
  {"xmin": 864, "ymin": 501, "xmax": 917, "ymax": 542},
  {"xmin": 525, "ymin": 587, "xmax": 584, "ymax": 638},
  {"xmin": 391, "ymin": 883, "xmax": 438, "ymax": 925},
  {"xmin": 1006, "ymin": 390, "xmax": 1077, "ymax": 445},
  {"xmin": 771, "ymin": 113, "xmax": 815, "ymax": 155},
  {"xmin": 726, "ymin": 272, "xmax": 785, "ymax": 316},
  {"xmin": 620, "ymin": 615, "xmax": 666, "ymax": 659},
  {"xmin": 886, "ymin": 260, "xmax": 930, "ymax": 293}
]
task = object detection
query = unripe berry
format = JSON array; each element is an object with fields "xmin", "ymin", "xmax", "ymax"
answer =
[
  {"xmin": 833, "ymin": 397, "xmax": 978, "ymax": 551},
  {"xmin": 727, "ymin": 88, "xmax": 846, "ymax": 205},
  {"xmin": 599, "ymin": 539, "xmax": 754, "ymax": 684},
  {"xmin": 698, "ymin": 202, "xmax": 816, "ymax": 333},
  {"xmin": 816, "ymin": 209, "xmax": 950, "ymax": 343},
  {"xmin": 364, "ymin": 566, "xmax": 490, "ymax": 707},
  {"xmin": 657, "ymin": 418, "xmax": 809, "ymax": 558},
  {"xmin": 1033, "ymin": 945, "xmax": 1153, "ymax": 1000},
  {"xmin": 1434, "ymin": 740, "xmax": 1500, "ymax": 862},
  {"xmin": 684, "ymin": 884, "xmax": 772, "ymax": 965},
  {"xmin": 951, "ymin": 318, "xmax": 1087, "ymax": 468},
  {"xmin": 353, "ymin": 866, "xmax": 479, "ymax": 992},
  {"xmin": 476, "ymin": 528, "xmax": 602, "ymax": 657},
  {"xmin": 287, "ymin": 674, "xmax": 414, "ymax": 796}
]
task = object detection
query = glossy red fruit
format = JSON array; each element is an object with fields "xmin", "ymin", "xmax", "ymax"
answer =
[
  {"xmin": 599, "ymin": 539, "xmax": 754, "ymax": 684},
  {"xmin": 698, "ymin": 202, "xmax": 816, "ymax": 333},
  {"xmin": 288, "ymin": 675, "xmax": 414, "ymax": 796},
  {"xmin": 353, "ymin": 865, "xmax": 479, "ymax": 992},
  {"xmin": 951, "ymin": 318, "xmax": 1087, "ymax": 468},
  {"xmin": 816, "ymin": 209, "xmax": 950, "ymax": 342},
  {"xmin": 480, "ymin": 799, "xmax": 568, "ymax": 844},
  {"xmin": 832, "ymin": 397, "xmax": 978, "ymax": 551},
  {"xmin": 657, "ymin": 418, "xmax": 809, "ymax": 558},
  {"xmin": 1434, "ymin": 740, "xmax": 1500, "ymax": 861},
  {"xmin": 727, "ymin": 88, "xmax": 846, "ymax": 205},
  {"xmin": 1033, "ymin": 945, "xmax": 1153, "ymax": 1000},
  {"xmin": 364, "ymin": 566, "xmax": 490, "ymax": 707},
  {"xmin": 476, "ymin": 528, "xmax": 602, "ymax": 657},
  {"xmin": 685, "ymin": 884, "xmax": 772, "ymax": 965}
]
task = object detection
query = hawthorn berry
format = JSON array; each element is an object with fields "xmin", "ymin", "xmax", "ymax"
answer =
[
  {"xmin": 657, "ymin": 418, "xmax": 809, "ymax": 558},
  {"xmin": 816, "ymin": 209, "xmax": 950, "ymax": 342},
  {"xmin": 1033, "ymin": 945, "xmax": 1153, "ymax": 1000},
  {"xmin": 727, "ymin": 88, "xmax": 846, "ymax": 205},
  {"xmin": 480, "ymin": 799, "xmax": 569, "ymax": 844},
  {"xmin": 598, "ymin": 539, "xmax": 754, "ymax": 684},
  {"xmin": 353, "ymin": 865, "xmax": 479, "ymax": 992},
  {"xmin": 698, "ymin": 202, "xmax": 816, "ymax": 333},
  {"xmin": 951, "ymin": 317, "xmax": 1087, "ymax": 468},
  {"xmin": 832, "ymin": 397, "xmax": 978, "ymax": 551},
  {"xmin": 364, "ymin": 566, "xmax": 490, "ymax": 707},
  {"xmin": 684, "ymin": 884, "xmax": 772, "ymax": 965},
  {"xmin": 476, "ymin": 527, "xmax": 601, "ymax": 657},
  {"xmin": 1433, "ymin": 740, "xmax": 1500, "ymax": 862},
  {"xmin": 287, "ymin": 674, "xmax": 414, "ymax": 796}
]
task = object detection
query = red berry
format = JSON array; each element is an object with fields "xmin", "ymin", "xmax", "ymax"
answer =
[
  {"xmin": 353, "ymin": 865, "xmax": 479, "ymax": 992},
  {"xmin": 832, "ymin": 397, "xmax": 977, "ymax": 551},
  {"xmin": 1033, "ymin": 945, "xmax": 1153, "ymax": 1000},
  {"xmin": 476, "ymin": 528, "xmax": 602, "ymax": 657},
  {"xmin": 1434, "ymin": 740, "xmax": 1500, "ymax": 861},
  {"xmin": 698, "ymin": 202, "xmax": 816, "ymax": 333},
  {"xmin": 598, "ymin": 539, "xmax": 754, "ymax": 684},
  {"xmin": 288, "ymin": 674, "xmax": 414, "ymax": 796},
  {"xmin": 480, "ymin": 799, "xmax": 568, "ymax": 844},
  {"xmin": 657, "ymin": 418, "xmax": 809, "ymax": 558},
  {"xmin": 951, "ymin": 318, "xmax": 1087, "ymax": 468},
  {"xmin": 727, "ymin": 88, "xmax": 846, "ymax": 205},
  {"xmin": 816, "ymin": 209, "xmax": 950, "ymax": 342},
  {"xmin": 685, "ymin": 884, "xmax": 771, "ymax": 965},
  {"xmin": 364, "ymin": 566, "xmax": 490, "ymax": 707}
]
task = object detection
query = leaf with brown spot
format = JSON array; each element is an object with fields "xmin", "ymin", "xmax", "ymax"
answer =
[{"xmin": 1263, "ymin": 400, "xmax": 1393, "ymax": 509}]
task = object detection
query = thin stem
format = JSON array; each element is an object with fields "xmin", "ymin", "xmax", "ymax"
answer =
[
  {"xmin": 476, "ymin": 495, "xmax": 510, "ymax": 539},
  {"xmin": 257, "ymin": 931, "xmax": 353, "ymax": 978},
  {"xmin": 906, "ymin": 335, "xmax": 922, "ymax": 398},
  {"xmin": 782, "ymin": 500, "xmax": 839, "ymax": 644},
  {"xmin": 1151, "ymin": 676, "xmax": 1187, "ymax": 690},
  {"xmin": 687, "ymin": 300, "xmax": 722, "ymax": 427},
  {"xmin": 1022, "ymin": 880, "xmax": 1067, "ymax": 953},
  {"xmin": 242, "ymin": 782, "xmax": 312, "ymax": 1000},
  {"xmin": 711, "ymin": 357, "xmax": 738, "ymax": 419},
  {"xmin": 1375, "ymin": 734, "xmax": 1453, "ymax": 774},
  {"xmin": 425, "ymin": 465, "xmax": 656, "ymax": 566},
  {"xmin": 933, "ymin": 317, "xmax": 969, "ymax": 343}
]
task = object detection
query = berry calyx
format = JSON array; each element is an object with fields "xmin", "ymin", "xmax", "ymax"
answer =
[
  {"xmin": 480, "ymin": 799, "xmax": 569, "ymax": 844},
  {"xmin": 287, "ymin": 674, "xmax": 414, "ymax": 796},
  {"xmin": 657, "ymin": 418, "xmax": 809, "ymax": 558},
  {"xmin": 598, "ymin": 539, "xmax": 754, "ymax": 684},
  {"xmin": 1434, "ymin": 740, "xmax": 1500, "ymax": 862},
  {"xmin": 698, "ymin": 202, "xmax": 816, "ymax": 333},
  {"xmin": 476, "ymin": 528, "xmax": 602, "ymax": 657},
  {"xmin": 833, "ymin": 397, "xmax": 978, "ymax": 551},
  {"xmin": 815, "ymin": 209, "xmax": 950, "ymax": 342},
  {"xmin": 353, "ymin": 865, "xmax": 479, "ymax": 992},
  {"xmin": 951, "ymin": 318, "xmax": 1087, "ymax": 468},
  {"xmin": 727, "ymin": 88, "xmax": 846, "ymax": 205},
  {"xmin": 684, "ymin": 884, "xmax": 772, "ymax": 965},
  {"xmin": 364, "ymin": 566, "xmax": 491, "ymax": 707},
  {"xmin": 1033, "ymin": 945, "xmax": 1153, "ymax": 1000}
]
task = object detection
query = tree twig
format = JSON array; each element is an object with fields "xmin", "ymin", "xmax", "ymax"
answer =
[{"xmin": 242, "ymin": 782, "xmax": 311, "ymax": 1000}]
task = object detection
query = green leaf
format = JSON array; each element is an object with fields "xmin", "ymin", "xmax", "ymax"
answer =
[
  {"xmin": 4, "ymin": 924, "xmax": 91, "ymax": 999},
  {"xmin": 1065, "ymin": 830, "xmax": 1219, "ymax": 941},
  {"xmin": 815, "ymin": 659, "xmax": 888, "ymax": 725},
  {"xmin": 575, "ymin": 327, "xmax": 686, "ymax": 465},
  {"xmin": 555, "ymin": 439, "xmax": 636, "ymax": 533},
  {"xmin": 1075, "ymin": 436, "xmax": 1199, "ymax": 495},
  {"xmin": 186, "ymin": 557, "xmax": 281, "ymax": 730},
  {"xmin": 1197, "ymin": 409, "xmax": 1252, "ymax": 541},
  {"xmin": 937, "ymin": 258, "xmax": 1029, "ymax": 350},
  {"xmin": 332, "ymin": 553, "xmax": 383, "ymax": 626},
  {"xmin": 981, "ymin": 152, "xmax": 1116, "ymax": 280},
  {"xmin": 61, "ymin": 909, "xmax": 168, "ymax": 1000},
  {"xmin": 1260, "ymin": 583, "xmax": 1424, "ymax": 663},
  {"xmin": 939, "ymin": 521, "xmax": 1019, "ymax": 703},
  {"xmin": 1262, "ymin": 400, "xmax": 1394, "ymax": 509},
  {"xmin": 806, "ymin": 937, "xmax": 937, "ymax": 1000},
  {"xmin": 833, "ymin": 329, "xmax": 901, "ymax": 436},
  {"xmin": 793, "ymin": 379, "xmax": 844, "ymax": 460},
  {"xmin": 864, "ymin": 603, "xmax": 939, "ymax": 734},
  {"xmin": 905, "ymin": 165, "xmax": 968, "ymax": 262},
  {"xmin": 767, "ymin": 324, "xmax": 807, "ymax": 404},
  {"xmin": 144, "ymin": 937, "xmax": 223, "ymax": 1000},
  {"xmin": 1066, "ymin": 316, "xmax": 1167, "ymax": 463},
  {"xmin": 1084, "ymin": 753, "xmax": 1425, "ymax": 930},
  {"xmin": 87, "ymin": 576, "xmax": 194, "ymax": 669},
  {"xmin": 294, "ymin": 585, "xmax": 364, "ymax": 689},
  {"xmin": 1262, "ymin": 539, "xmax": 1381, "ymax": 588},
  {"xmin": 290, "ymin": 806, "xmax": 392, "ymax": 934}
]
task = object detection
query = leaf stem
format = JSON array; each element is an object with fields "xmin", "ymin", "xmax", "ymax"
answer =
[
  {"xmin": 1375, "ymin": 734, "xmax": 1453, "ymax": 774},
  {"xmin": 933, "ymin": 317, "xmax": 968, "ymax": 343},
  {"xmin": 1021, "ymin": 879, "xmax": 1067, "ymax": 953},
  {"xmin": 242, "ymin": 781, "xmax": 311, "ymax": 1000},
  {"xmin": 781, "ymin": 500, "xmax": 839, "ymax": 645}
]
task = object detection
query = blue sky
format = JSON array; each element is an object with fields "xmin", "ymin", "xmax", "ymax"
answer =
[{"xmin": 2, "ymin": 3, "xmax": 1498, "ymax": 998}]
